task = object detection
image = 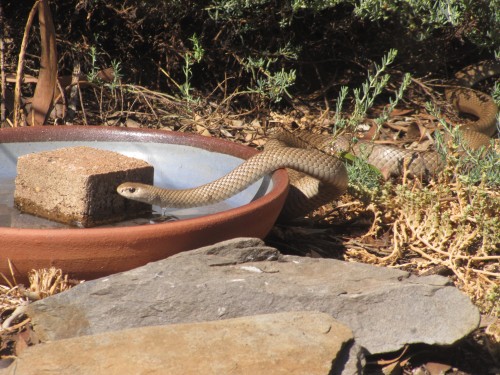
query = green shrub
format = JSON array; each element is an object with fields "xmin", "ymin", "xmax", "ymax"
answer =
[{"xmin": 2, "ymin": 0, "xmax": 497, "ymax": 105}]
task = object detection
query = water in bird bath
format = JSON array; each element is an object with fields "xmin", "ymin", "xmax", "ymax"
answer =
[
  {"xmin": 0, "ymin": 177, "xmax": 66, "ymax": 228},
  {"xmin": 0, "ymin": 141, "xmax": 271, "ymax": 229},
  {"xmin": 0, "ymin": 176, "xmax": 235, "ymax": 228}
]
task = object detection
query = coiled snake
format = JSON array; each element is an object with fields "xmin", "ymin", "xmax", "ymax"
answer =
[{"xmin": 118, "ymin": 61, "xmax": 499, "ymax": 220}]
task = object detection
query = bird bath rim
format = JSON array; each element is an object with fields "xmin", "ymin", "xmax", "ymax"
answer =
[{"xmin": 0, "ymin": 126, "xmax": 289, "ymax": 282}]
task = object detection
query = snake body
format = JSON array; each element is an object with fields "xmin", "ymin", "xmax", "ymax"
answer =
[
  {"xmin": 117, "ymin": 132, "xmax": 348, "ymax": 220},
  {"xmin": 118, "ymin": 61, "xmax": 498, "ymax": 220},
  {"xmin": 445, "ymin": 60, "xmax": 499, "ymax": 142}
]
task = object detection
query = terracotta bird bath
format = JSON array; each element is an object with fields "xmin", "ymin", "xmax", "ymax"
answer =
[{"xmin": 0, "ymin": 127, "xmax": 288, "ymax": 282}]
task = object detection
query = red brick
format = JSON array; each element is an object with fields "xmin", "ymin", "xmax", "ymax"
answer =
[{"xmin": 14, "ymin": 146, "xmax": 154, "ymax": 227}]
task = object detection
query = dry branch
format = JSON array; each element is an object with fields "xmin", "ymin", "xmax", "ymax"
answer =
[
  {"xmin": 27, "ymin": 0, "xmax": 57, "ymax": 126},
  {"xmin": 13, "ymin": 1, "xmax": 40, "ymax": 127}
]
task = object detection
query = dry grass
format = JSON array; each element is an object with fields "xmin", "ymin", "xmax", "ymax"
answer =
[
  {"xmin": 0, "ymin": 267, "xmax": 77, "ymax": 359},
  {"xmin": 344, "ymin": 176, "xmax": 499, "ymax": 315},
  {"xmin": 0, "ymin": 267, "xmax": 77, "ymax": 332}
]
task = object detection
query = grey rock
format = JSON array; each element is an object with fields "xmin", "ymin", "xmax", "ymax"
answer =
[
  {"xmin": 27, "ymin": 237, "xmax": 480, "ymax": 354},
  {"xmin": 2, "ymin": 312, "xmax": 354, "ymax": 375}
]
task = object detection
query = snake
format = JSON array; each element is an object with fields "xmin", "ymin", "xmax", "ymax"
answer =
[{"xmin": 117, "ymin": 61, "xmax": 499, "ymax": 220}]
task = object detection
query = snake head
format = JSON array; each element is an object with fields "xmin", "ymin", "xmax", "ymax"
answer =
[{"xmin": 117, "ymin": 182, "xmax": 153, "ymax": 204}]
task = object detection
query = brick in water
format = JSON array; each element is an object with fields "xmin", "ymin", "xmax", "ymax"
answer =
[{"xmin": 14, "ymin": 146, "xmax": 154, "ymax": 227}]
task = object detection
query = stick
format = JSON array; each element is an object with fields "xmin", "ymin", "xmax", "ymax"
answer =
[{"xmin": 13, "ymin": 1, "xmax": 40, "ymax": 127}]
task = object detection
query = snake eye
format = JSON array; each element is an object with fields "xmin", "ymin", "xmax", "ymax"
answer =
[{"xmin": 128, "ymin": 187, "xmax": 136, "ymax": 193}]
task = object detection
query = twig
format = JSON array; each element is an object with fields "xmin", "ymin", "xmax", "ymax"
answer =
[
  {"xmin": 313, "ymin": 63, "xmax": 330, "ymax": 112},
  {"xmin": 78, "ymin": 82, "xmax": 87, "ymax": 125},
  {"xmin": 404, "ymin": 217, "xmax": 451, "ymax": 256},
  {"xmin": 0, "ymin": 272, "xmax": 14, "ymax": 289},
  {"xmin": 66, "ymin": 59, "xmax": 81, "ymax": 124},
  {"xmin": 409, "ymin": 75, "xmax": 435, "ymax": 98},
  {"xmin": 408, "ymin": 244, "xmax": 444, "ymax": 264},
  {"xmin": 137, "ymin": 90, "xmax": 159, "ymax": 122},
  {"xmin": 0, "ymin": 3, "xmax": 6, "ymax": 125},
  {"xmin": 0, "ymin": 317, "xmax": 31, "ymax": 333},
  {"xmin": 377, "ymin": 221, "xmax": 404, "ymax": 264},
  {"xmin": 7, "ymin": 259, "xmax": 18, "ymax": 287},
  {"xmin": 13, "ymin": 1, "xmax": 40, "ymax": 127},
  {"xmin": 1, "ymin": 304, "xmax": 27, "ymax": 330},
  {"xmin": 470, "ymin": 269, "xmax": 500, "ymax": 278},
  {"xmin": 55, "ymin": 78, "xmax": 66, "ymax": 122}
]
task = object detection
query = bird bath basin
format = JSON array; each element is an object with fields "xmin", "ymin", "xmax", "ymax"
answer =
[{"xmin": 0, "ymin": 127, "xmax": 288, "ymax": 282}]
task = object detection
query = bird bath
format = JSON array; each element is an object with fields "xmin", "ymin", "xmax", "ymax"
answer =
[{"xmin": 0, "ymin": 127, "xmax": 288, "ymax": 282}]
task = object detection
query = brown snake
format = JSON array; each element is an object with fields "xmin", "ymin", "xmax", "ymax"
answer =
[{"xmin": 118, "ymin": 61, "xmax": 499, "ymax": 220}]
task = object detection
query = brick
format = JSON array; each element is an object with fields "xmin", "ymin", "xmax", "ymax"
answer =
[{"xmin": 14, "ymin": 146, "xmax": 154, "ymax": 227}]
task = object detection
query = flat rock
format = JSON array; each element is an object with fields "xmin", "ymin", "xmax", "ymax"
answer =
[
  {"xmin": 3, "ymin": 312, "xmax": 354, "ymax": 375},
  {"xmin": 27, "ymin": 238, "xmax": 480, "ymax": 354}
]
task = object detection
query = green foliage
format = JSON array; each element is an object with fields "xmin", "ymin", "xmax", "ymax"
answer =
[
  {"xmin": 332, "ymin": 49, "xmax": 413, "ymax": 194},
  {"xmin": 106, "ymin": 60, "xmax": 123, "ymax": 91},
  {"xmin": 493, "ymin": 81, "xmax": 500, "ymax": 108},
  {"xmin": 485, "ymin": 286, "xmax": 500, "ymax": 316},
  {"xmin": 3, "ymin": 0, "xmax": 497, "ymax": 107},
  {"xmin": 209, "ymin": 0, "xmax": 498, "ymax": 48},
  {"xmin": 86, "ymin": 46, "xmax": 101, "ymax": 84},
  {"xmin": 426, "ymin": 102, "xmax": 500, "ymax": 188},
  {"xmin": 242, "ymin": 57, "xmax": 296, "ymax": 103},
  {"xmin": 374, "ymin": 72, "xmax": 411, "ymax": 129},
  {"xmin": 344, "ymin": 151, "xmax": 383, "ymax": 197},
  {"xmin": 334, "ymin": 49, "xmax": 410, "ymax": 134},
  {"xmin": 349, "ymin": 49, "xmax": 396, "ymax": 128},
  {"xmin": 207, "ymin": 0, "xmax": 274, "ymax": 21},
  {"xmin": 179, "ymin": 34, "xmax": 205, "ymax": 102},
  {"xmin": 457, "ymin": 147, "xmax": 500, "ymax": 188},
  {"xmin": 201, "ymin": 0, "xmax": 496, "ymax": 104},
  {"xmin": 87, "ymin": 47, "xmax": 122, "ymax": 92},
  {"xmin": 293, "ymin": 0, "xmax": 499, "ymax": 47}
]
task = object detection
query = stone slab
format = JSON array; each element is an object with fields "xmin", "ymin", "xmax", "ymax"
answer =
[
  {"xmin": 3, "ymin": 312, "xmax": 354, "ymax": 375},
  {"xmin": 27, "ymin": 238, "xmax": 480, "ymax": 354}
]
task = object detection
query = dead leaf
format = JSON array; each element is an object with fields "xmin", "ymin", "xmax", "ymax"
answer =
[
  {"xmin": 424, "ymin": 361, "xmax": 452, "ymax": 375},
  {"xmin": 251, "ymin": 138, "xmax": 267, "ymax": 147},
  {"xmin": 97, "ymin": 67, "xmax": 116, "ymax": 83},
  {"xmin": 250, "ymin": 118, "xmax": 262, "ymax": 133},
  {"xmin": 406, "ymin": 122, "xmax": 421, "ymax": 139},
  {"xmin": 359, "ymin": 122, "xmax": 378, "ymax": 140},
  {"xmin": 231, "ymin": 119, "xmax": 244, "ymax": 128},
  {"xmin": 27, "ymin": 0, "xmax": 58, "ymax": 126},
  {"xmin": 390, "ymin": 108, "xmax": 414, "ymax": 117},
  {"xmin": 415, "ymin": 121, "xmax": 430, "ymax": 142},
  {"xmin": 382, "ymin": 361, "xmax": 402, "ymax": 375},
  {"xmin": 196, "ymin": 125, "xmax": 211, "ymax": 137},
  {"xmin": 244, "ymin": 132, "xmax": 255, "ymax": 142},
  {"xmin": 124, "ymin": 118, "xmax": 141, "ymax": 128},
  {"xmin": 219, "ymin": 128, "xmax": 234, "ymax": 138},
  {"xmin": 374, "ymin": 345, "xmax": 410, "ymax": 366}
]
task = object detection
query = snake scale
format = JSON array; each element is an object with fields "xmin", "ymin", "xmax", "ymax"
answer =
[{"xmin": 118, "ymin": 61, "xmax": 499, "ymax": 220}]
